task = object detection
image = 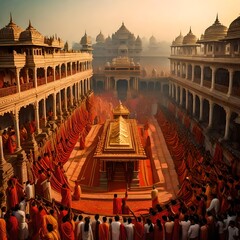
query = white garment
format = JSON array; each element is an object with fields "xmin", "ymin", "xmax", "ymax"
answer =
[
  {"xmin": 228, "ymin": 226, "xmax": 239, "ymax": 240},
  {"xmin": 111, "ymin": 221, "xmax": 121, "ymax": 240},
  {"xmin": 207, "ymin": 198, "xmax": 220, "ymax": 214},
  {"xmin": 216, "ymin": 221, "xmax": 224, "ymax": 234},
  {"xmin": 144, "ymin": 223, "xmax": 154, "ymax": 234},
  {"xmin": 188, "ymin": 224, "xmax": 200, "ymax": 239},
  {"xmin": 41, "ymin": 179, "xmax": 52, "ymax": 201},
  {"xmin": 180, "ymin": 220, "xmax": 191, "ymax": 240},
  {"xmin": 125, "ymin": 223, "xmax": 134, "ymax": 240},
  {"xmin": 25, "ymin": 183, "xmax": 34, "ymax": 200},
  {"xmin": 76, "ymin": 221, "xmax": 84, "ymax": 240},
  {"xmin": 14, "ymin": 210, "xmax": 29, "ymax": 240},
  {"xmin": 81, "ymin": 223, "xmax": 93, "ymax": 240},
  {"xmin": 224, "ymin": 215, "xmax": 237, "ymax": 230},
  {"xmin": 165, "ymin": 221, "xmax": 174, "ymax": 234},
  {"xmin": 19, "ymin": 199, "xmax": 27, "ymax": 212}
]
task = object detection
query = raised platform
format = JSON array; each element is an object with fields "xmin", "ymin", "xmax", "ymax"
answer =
[{"xmin": 52, "ymin": 116, "xmax": 179, "ymax": 215}]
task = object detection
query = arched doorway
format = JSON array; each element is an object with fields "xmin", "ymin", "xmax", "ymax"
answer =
[{"xmin": 116, "ymin": 79, "xmax": 128, "ymax": 101}]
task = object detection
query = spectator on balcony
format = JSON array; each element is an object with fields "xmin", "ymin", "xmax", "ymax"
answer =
[
  {"xmin": 8, "ymin": 131, "xmax": 17, "ymax": 154},
  {"xmin": 20, "ymin": 125, "xmax": 28, "ymax": 142}
]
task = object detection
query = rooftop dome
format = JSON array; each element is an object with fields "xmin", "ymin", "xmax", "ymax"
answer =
[
  {"xmin": 80, "ymin": 32, "xmax": 92, "ymax": 46},
  {"xmin": 149, "ymin": 35, "xmax": 157, "ymax": 45},
  {"xmin": 96, "ymin": 31, "xmax": 105, "ymax": 43},
  {"xmin": 19, "ymin": 20, "xmax": 44, "ymax": 45},
  {"xmin": 182, "ymin": 28, "xmax": 197, "ymax": 45},
  {"xmin": 200, "ymin": 15, "xmax": 227, "ymax": 42},
  {"xmin": 105, "ymin": 35, "xmax": 112, "ymax": 44},
  {"xmin": 172, "ymin": 32, "xmax": 183, "ymax": 46},
  {"xmin": 116, "ymin": 22, "xmax": 131, "ymax": 35},
  {"xmin": 226, "ymin": 15, "xmax": 240, "ymax": 40},
  {"xmin": 135, "ymin": 35, "xmax": 142, "ymax": 44},
  {"xmin": 0, "ymin": 14, "xmax": 24, "ymax": 43}
]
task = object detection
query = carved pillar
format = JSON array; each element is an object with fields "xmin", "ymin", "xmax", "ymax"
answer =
[
  {"xmin": 200, "ymin": 65, "xmax": 204, "ymax": 86},
  {"xmin": 210, "ymin": 66, "xmax": 216, "ymax": 91},
  {"xmin": 44, "ymin": 67, "xmax": 47, "ymax": 84},
  {"xmin": 13, "ymin": 110, "xmax": 21, "ymax": 151},
  {"xmin": 192, "ymin": 93, "xmax": 196, "ymax": 116},
  {"xmin": 53, "ymin": 93, "xmax": 57, "ymax": 120},
  {"xmin": 53, "ymin": 66, "xmax": 56, "ymax": 81},
  {"xmin": 199, "ymin": 96, "xmax": 203, "ymax": 121},
  {"xmin": 69, "ymin": 86, "xmax": 73, "ymax": 107},
  {"xmin": 180, "ymin": 87, "xmax": 183, "ymax": 106},
  {"xmin": 59, "ymin": 64, "xmax": 62, "ymax": 79},
  {"xmin": 227, "ymin": 68, "xmax": 234, "ymax": 96},
  {"xmin": 208, "ymin": 100, "xmax": 214, "ymax": 128},
  {"xmin": 175, "ymin": 84, "xmax": 179, "ymax": 102},
  {"xmin": 33, "ymin": 67, "xmax": 37, "ymax": 88},
  {"xmin": 15, "ymin": 68, "xmax": 21, "ymax": 93},
  {"xmin": 34, "ymin": 102, "xmax": 41, "ymax": 134},
  {"xmin": 64, "ymin": 88, "xmax": 68, "ymax": 112},
  {"xmin": 42, "ymin": 98, "xmax": 47, "ymax": 126},
  {"xmin": 169, "ymin": 82, "xmax": 172, "ymax": 96},
  {"xmin": 70, "ymin": 62, "xmax": 72, "ymax": 75},
  {"xmin": 186, "ymin": 90, "xmax": 189, "ymax": 110},
  {"xmin": 186, "ymin": 64, "xmax": 188, "ymax": 79},
  {"xmin": 192, "ymin": 64, "xmax": 195, "ymax": 82},
  {"xmin": 224, "ymin": 107, "xmax": 231, "ymax": 140},
  {"xmin": 58, "ymin": 91, "xmax": 62, "ymax": 116},
  {"xmin": 26, "ymin": 68, "xmax": 29, "ymax": 83}
]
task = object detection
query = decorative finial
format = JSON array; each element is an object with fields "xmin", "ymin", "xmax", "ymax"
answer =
[
  {"xmin": 189, "ymin": 27, "xmax": 192, "ymax": 33},
  {"xmin": 180, "ymin": 31, "xmax": 182, "ymax": 36},
  {"xmin": 28, "ymin": 20, "xmax": 32, "ymax": 28},
  {"xmin": 10, "ymin": 12, "xmax": 13, "ymax": 23},
  {"xmin": 215, "ymin": 13, "xmax": 220, "ymax": 24}
]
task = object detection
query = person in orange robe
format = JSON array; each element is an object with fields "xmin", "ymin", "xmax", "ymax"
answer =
[
  {"xmin": 0, "ymin": 218, "xmax": 7, "ymax": 240},
  {"xmin": 99, "ymin": 216, "xmax": 109, "ymax": 240},
  {"xmin": 5, "ymin": 210, "xmax": 18, "ymax": 240},
  {"xmin": 122, "ymin": 199, "xmax": 130, "ymax": 215},
  {"xmin": 113, "ymin": 194, "xmax": 122, "ymax": 215},
  {"xmin": 8, "ymin": 131, "xmax": 17, "ymax": 154},
  {"xmin": 134, "ymin": 217, "xmax": 144, "ymax": 240},
  {"xmin": 61, "ymin": 213, "xmax": 74, "ymax": 240},
  {"xmin": 61, "ymin": 184, "xmax": 72, "ymax": 208},
  {"xmin": 72, "ymin": 181, "xmax": 81, "ymax": 201},
  {"xmin": 5, "ymin": 179, "xmax": 18, "ymax": 210},
  {"xmin": 30, "ymin": 201, "xmax": 39, "ymax": 238}
]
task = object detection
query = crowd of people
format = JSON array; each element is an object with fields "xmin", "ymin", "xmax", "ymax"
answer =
[{"xmin": 0, "ymin": 93, "xmax": 240, "ymax": 239}]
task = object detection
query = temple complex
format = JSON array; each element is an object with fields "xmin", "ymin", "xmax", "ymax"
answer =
[{"xmin": 0, "ymin": 10, "xmax": 240, "ymax": 240}]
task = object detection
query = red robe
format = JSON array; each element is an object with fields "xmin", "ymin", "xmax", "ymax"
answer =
[
  {"xmin": 61, "ymin": 187, "xmax": 72, "ymax": 208},
  {"xmin": 134, "ymin": 222, "xmax": 144, "ymax": 240},
  {"xmin": 61, "ymin": 221, "xmax": 74, "ymax": 240},
  {"xmin": 6, "ymin": 186, "xmax": 18, "ymax": 209},
  {"xmin": 0, "ymin": 219, "xmax": 7, "ymax": 240},
  {"xmin": 8, "ymin": 134, "xmax": 17, "ymax": 154},
  {"xmin": 30, "ymin": 205, "xmax": 39, "ymax": 237},
  {"xmin": 154, "ymin": 224, "xmax": 164, "ymax": 240},
  {"xmin": 113, "ymin": 198, "xmax": 122, "ymax": 214},
  {"xmin": 99, "ymin": 222, "xmax": 109, "ymax": 240},
  {"xmin": 120, "ymin": 223, "xmax": 127, "ymax": 240},
  {"xmin": 6, "ymin": 215, "xmax": 18, "ymax": 240}
]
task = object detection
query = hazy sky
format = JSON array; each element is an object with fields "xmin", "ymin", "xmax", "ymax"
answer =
[{"xmin": 0, "ymin": 0, "xmax": 239, "ymax": 45}]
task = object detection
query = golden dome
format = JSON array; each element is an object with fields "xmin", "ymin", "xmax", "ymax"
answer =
[
  {"xmin": 226, "ymin": 15, "xmax": 240, "ymax": 40},
  {"xmin": 0, "ymin": 14, "xmax": 24, "ymax": 43},
  {"xmin": 172, "ymin": 32, "xmax": 183, "ymax": 46},
  {"xmin": 96, "ymin": 31, "xmax": 105, "ymax": 43},
  {"xmin": 183, "ymin": 28, "xmax": 197, "ymax": 45},
  {"xmin": 200, "ymin": 15, "xmax": 227, "ymax": 42},
  {"xmin": 19, "ymin": 21, "xmax": 44, "ymax": 45},
  {"xmin": 80, "ymin": 32, "xmax": 92, "ymax": 45}
]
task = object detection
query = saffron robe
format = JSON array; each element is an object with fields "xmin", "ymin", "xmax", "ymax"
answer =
[
  {"xmin": 61, "ymin": 221, "xmax": 75, "ymax": 240},
  {"xmin": 99, "ymin": 222, "xmax": 109, "ymax": 240}
]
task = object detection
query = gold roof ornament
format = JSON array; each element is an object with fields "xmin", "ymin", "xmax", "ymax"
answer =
[
  {"xmin": 112, "ymin": 101, "xmax": 130, "ymax": 118},
  {"xmin": 109, "ymin": 116, "xmax": 130, "ymax": 146}
]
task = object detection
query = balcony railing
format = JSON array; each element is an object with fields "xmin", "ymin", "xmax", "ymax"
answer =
[
  {"xmin": 20, "ymin": 82, "xmax": 34, "ymax": 92},
  {"xmin": 0, "ymin": 86, "xmax": 17, "ymax": 97},
  {"xmin": 37, "ymin": 78, "xmax": 46, "ymax": 86}
]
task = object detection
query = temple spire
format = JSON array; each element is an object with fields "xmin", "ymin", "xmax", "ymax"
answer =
[
  {"xmin": 215, "ymin": 13, "xmax": 220, "ymax": 24},
  {"xmin": 10, "ymin": 12, "xmax": 13, "ymax": 23}
]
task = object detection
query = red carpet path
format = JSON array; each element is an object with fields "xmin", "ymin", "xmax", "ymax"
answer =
[{"xmin": 52, "ymin": 116, "xmax": 179, "ymax": 216}]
